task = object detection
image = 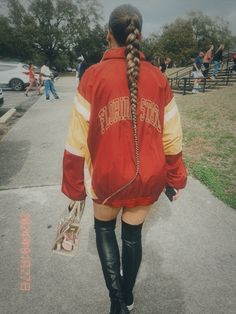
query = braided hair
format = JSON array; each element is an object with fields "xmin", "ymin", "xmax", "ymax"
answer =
[{"xmin": 109, "ymin": 4, "xmax": 143, "ymax": 174}]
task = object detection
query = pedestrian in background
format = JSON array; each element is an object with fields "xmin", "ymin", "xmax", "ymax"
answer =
[
  {"xmin": 192, "ymin": 51, "xmax": 204, "ymax": 93},
  {"xmin": 203, "ymin": 44, "xmax": 214, "ymax": 77},
  {"xmin": 40, "ymin": 60, "xmax": 59, "ymax": 100},
  {"xmin": 232, "ymin": 53, "xmax": 236, "ymax": 73},
  {"xmin": 62, "ymin": 4, "xmax": 187, "ymax": 313},
  {"xmin": 78, "ymin": 58, "xmax": 89, "ymax": 80},
  {"xmin": 211, "ymin": 44, "xmax": 224, "ymax": 80},
  {"xmin": 25, "ymin": 63, "xmax": 40, "ymax": 96},
  {"xmin": 79, "ymin": 52, "xmax": 103, "ymax": 82},
  {"xmin": 75, "ymin": 56, "xmax": 84, "ymax": 88},
  {"xmin": 160, "ymin": 57, "xmax": 172, "ymax": 78}
]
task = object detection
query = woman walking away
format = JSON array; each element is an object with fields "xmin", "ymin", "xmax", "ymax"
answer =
[
  {"xmin": 25, "ymin": 63, "xmax": 40, "ymax": 96},
  {"xmin": 62, "ymin": 4, "xmax": 187, "ymax": 314}
]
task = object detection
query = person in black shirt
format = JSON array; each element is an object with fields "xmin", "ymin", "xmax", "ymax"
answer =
[
  {"xmin": 160, "ymin": 57, "xmax": 172, "ymax": 79},
  {"xmin": 211, "ymin": 44, "xmax": 224, "ymax": 80},
  {"xmin": 78, "ymin": 59, "xmax": 89, "ymax": 80}
]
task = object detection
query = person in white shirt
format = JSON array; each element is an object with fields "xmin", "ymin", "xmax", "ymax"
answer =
[{"xmin": 40, "ymin": 60, "xmax": 59, "ymax": 100}]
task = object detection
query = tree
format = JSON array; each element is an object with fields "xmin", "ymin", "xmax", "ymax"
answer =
[
  {"xmin": 7, "ymin": 0, "xmax": 26, "ymax": 27},
  {"xmin": 2, "ymin": 0, "xmax": 104, "ymax": 67},
  {"xmin": 1, "ymin": 0, "xmax": 35, "ymax": 60},
  {"xmin": 69, "ymin": 0, "xmax": 106, "ymax": 65},
  {"xmin": 28, "ymin": 0, "xmax": 79, "ymax": 64},
  {"xmin": 158, "ymin": 18, "xmax": 196, "ymax": 66},
  {"xmin": 0, "ymin": 16, "xmax": 15, "ymax": 58},
  {"xmin": 2, "ymin": 3, "xmax": 235, "ymax": 69},
  {"xmin": 73, "ymin": 24, "xmax": 107, "ymax": 65},
  {"xmin": 141, "ymin": 34, "xmax": 161, "ymax": 64},
  {"xmin": 187, "ymin": 11, "xmax": 234, "ymax": 50},
  {"xmin": 143, "ymin": 18, "xmax": 196, "ymax": 66},
  {"xmin": 142, "ymin": 11, "xmax": 236, "ymax": 67}
]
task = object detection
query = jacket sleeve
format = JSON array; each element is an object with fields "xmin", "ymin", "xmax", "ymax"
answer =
[
  {"xmin": 162, "ymin": 84, "xmax": 187, "ymax": 189},
  {"xmin": 62, "ymin": 74, "xmax": 92, "ymax": 200}
]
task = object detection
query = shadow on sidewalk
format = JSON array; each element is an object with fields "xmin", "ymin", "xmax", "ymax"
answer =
[{"xmin": 0, "ymin": 140, "xmax": 30, "ymax": 186}]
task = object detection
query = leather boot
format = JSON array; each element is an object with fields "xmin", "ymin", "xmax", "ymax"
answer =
[
  {"xmin": 94, "ymin": 218, "xmax": 129, "ymax": 314},
  {"xmin": 121, "ymin": 220, "xmax": 143, "ymax": 310}
]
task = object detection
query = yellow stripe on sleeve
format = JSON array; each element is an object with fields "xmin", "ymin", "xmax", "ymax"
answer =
[
  {"xmin": 164, "ymin": 97, "xmax": 176, "ymax": 114},
  {"xmin": 84, "ymin": 157, "xmax": 97, "ymax": 199},
  {"xmin": 163, "ymin": 98, "xmax": 183, "ymax": 155},
  {"xmin": 74, "ymin": 92, "xmax": 91, "ymax": 121},
  {"xmin": 66, "ymin": 105, "xmax": 89, "ymax": 157}
]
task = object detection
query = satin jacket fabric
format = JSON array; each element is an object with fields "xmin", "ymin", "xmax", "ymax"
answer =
[{"xmin": 62, "ymin": 47, "xmax": 187, "ymax": 208}]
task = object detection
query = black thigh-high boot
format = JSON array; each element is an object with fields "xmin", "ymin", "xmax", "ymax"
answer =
[
  {"xmin": 94, "ymin": 218, "xmax": 129, "ymax": 314},
  {"xmin": 121, "ymin": 220, "xmax": 143, "ymax": 310}
]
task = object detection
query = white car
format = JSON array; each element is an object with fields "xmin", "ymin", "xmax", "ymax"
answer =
[
  {"xmin": 0, "ymin": 88, "xmax": 3, "ymax": 106},
  {"xmin": 0, "ymin": 62, "xmax": 39, "ymax": 91}
]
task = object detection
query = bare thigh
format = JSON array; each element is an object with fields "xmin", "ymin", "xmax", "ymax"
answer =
[
  {"xmin": 26, "ymin": 80, "xmax": 34, "ymax": 91},
  {"xmin": 93, "ymin": 202, "xmax": 150, "ymax": 225},
  {"xmin": 122, "ymin": 205, "xmax": 150, "ymax": 225},
  {"xmin": 93, "ymin": 202, "xmax": 121, "ymax": 221},
  {"xmin": 35, "ymin": 79, "xmax": 39, "ymax": 89}
]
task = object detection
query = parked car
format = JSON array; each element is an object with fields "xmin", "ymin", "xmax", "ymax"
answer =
[
  {"xmin": 0, "ymin": 61, "xmax": 59, "ymax": 91},
  {"xmin": 0, "ymin": 88, "xmax": 4, "ymax": 106},
  {"xmin": 0, "ymin": 62, "xmax": 31, "ymax": 91}
]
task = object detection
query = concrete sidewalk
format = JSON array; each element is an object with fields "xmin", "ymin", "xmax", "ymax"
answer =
[{"xmin": 0, "ymin": 77, "xmax": 236, "ymax": 314}]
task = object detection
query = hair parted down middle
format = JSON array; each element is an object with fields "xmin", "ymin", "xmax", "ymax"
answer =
[{"xmin": 109, "ymin": 4, "xmax": 143, "ymax": 174}]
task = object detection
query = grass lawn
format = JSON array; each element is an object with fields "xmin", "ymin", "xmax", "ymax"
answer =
[{"xmin": 176, "ymin": 85, "xmax": 236, "ymax": 209}]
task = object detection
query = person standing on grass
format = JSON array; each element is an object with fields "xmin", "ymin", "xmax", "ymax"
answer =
[
  {"xmin": 192, "ymin": 51, "xmax": 204, "ymax": 94},
  {"xmin": 62, "ymin": 4, "xmax": 187, "ymax": 314},
  {"xmin": 25, "ymin": 63, "xmax": 40, "ymax": 96},
  {"xmin": 40, "ymin": 60, "xmax": 59, "ymax": 100},
  {"xmin": 211, "ymin": 44, "xmax": 224, "ymax": 80},
  {"xmin": 203, "ymin": 45, "xmax": 214, "ymax": 77},
  {"xmin": 232, "ymin": 53, "xmax": 236, "ymax": 73}
]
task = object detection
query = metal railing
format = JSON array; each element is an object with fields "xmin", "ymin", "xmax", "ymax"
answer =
[
  {"xmin": 168, "ymin": 66, "xmax": 192, "ymax": 80},
  {"xmin": 168, "ymin": 61, "xmax": 235, "ymax": 95}
]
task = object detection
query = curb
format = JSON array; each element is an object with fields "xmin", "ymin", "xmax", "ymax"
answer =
[{"xmin": 0, "ymin": 108, "xmax": 16, "ymax": 123}]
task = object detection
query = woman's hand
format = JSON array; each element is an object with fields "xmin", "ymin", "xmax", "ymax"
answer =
[{"xmin": 173, "ymin": 189, "xmax": 182, "ymax": 201}]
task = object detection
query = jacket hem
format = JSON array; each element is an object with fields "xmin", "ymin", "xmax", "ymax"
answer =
[{"xmin": 93, "ymin": 196, "xmax": 158, "ymax": 208}]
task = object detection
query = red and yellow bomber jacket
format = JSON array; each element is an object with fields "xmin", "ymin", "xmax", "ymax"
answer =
[{"xmin": 62, "ymin": 47, "xmax": 187, "ymax": 208}]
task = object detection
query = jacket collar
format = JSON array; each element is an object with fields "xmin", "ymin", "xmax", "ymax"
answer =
[{"xmin": 102, "ymin": 47, "xmax": 145, "ymax": 61}]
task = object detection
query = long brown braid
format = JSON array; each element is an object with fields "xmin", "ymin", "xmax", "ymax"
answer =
[
  {"xmin": 125, "ymin": 19, "xmax": 141, "ymax": 174},
  {"xmin": 109, "ymin": 4, "xmax": 142, "ymax": 174},
  {"xmin": 103, "ymin": 5, "xmax": 143, "ymax": 204}
]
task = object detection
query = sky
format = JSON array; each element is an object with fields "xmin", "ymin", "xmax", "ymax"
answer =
[{"xmin": 99, "ymin": 0, "xmax": 236, "ymax": 37}]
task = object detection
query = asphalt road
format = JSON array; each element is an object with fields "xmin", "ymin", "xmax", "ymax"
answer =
[
  {"xmin": 0, "ymin": 90, "xmax": 40, "ymax": 113},
  {"xmin": 0, "ymin": 90, "xmax": 41, "ymax": 141}
]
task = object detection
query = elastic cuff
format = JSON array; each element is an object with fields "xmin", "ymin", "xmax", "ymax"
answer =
[
  {"xmin": 121, "ymin": 220, "xmax": 143, "ymax": 230},
  {"xmin": 94, "ymin": 217, "xmax": 117, "ymax": 230},
  {"xmin": 121, "ymin": 220, "xmax": 143, "ymax": 241}
]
